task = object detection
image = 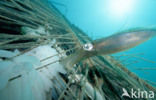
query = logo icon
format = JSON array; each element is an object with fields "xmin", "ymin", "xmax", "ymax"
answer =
[{"xmin": 122, "ymin": 88, "xmax": 130, "ymax": 98}]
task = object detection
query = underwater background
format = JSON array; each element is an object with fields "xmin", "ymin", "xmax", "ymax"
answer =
[{"xmin": 50, "ymin": 0, "xmax": 156, "ymax": 84}]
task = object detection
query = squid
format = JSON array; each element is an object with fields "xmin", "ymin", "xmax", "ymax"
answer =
[{"xmin": 63, "ymin": 28, "xmax": 156, "ymax": 70}]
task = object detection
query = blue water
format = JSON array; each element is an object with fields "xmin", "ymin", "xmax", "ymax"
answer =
[{"xmin": 50, "ymin": 0, "xmax": 156, "ymax": 83}]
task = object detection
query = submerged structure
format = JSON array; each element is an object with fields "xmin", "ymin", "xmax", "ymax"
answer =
[{"xmin": 0, "ymin": 0, "xmax": 156, "ymax": 100}]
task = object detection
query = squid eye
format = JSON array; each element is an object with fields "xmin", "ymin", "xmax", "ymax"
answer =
[{"xmin": 83, "ymin": 43, "xmax": 93, "ymax": 51}]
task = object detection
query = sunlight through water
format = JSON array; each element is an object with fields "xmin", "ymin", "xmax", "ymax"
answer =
[{"xmin": 108, "ymin": 0, "xmax": 135, "ymax": 18}]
